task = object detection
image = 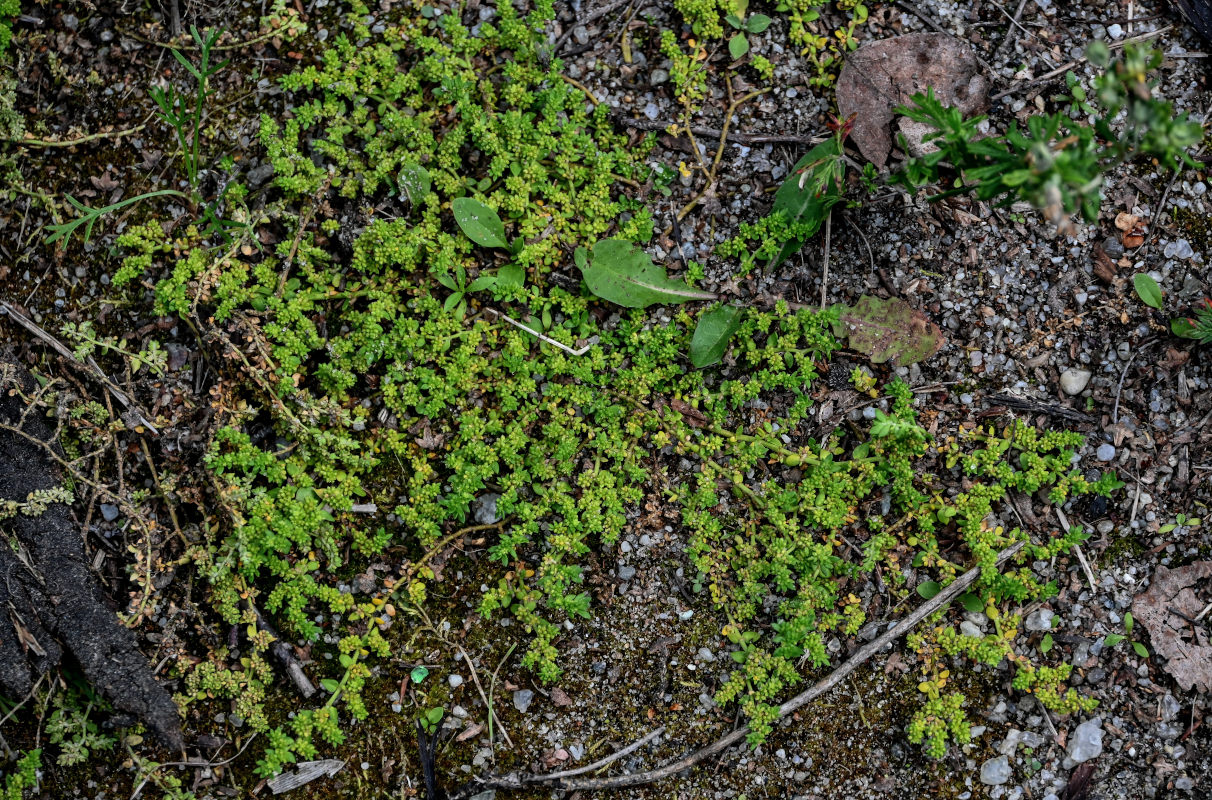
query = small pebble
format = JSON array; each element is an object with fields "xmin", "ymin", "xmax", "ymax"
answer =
[
  {"xmin": 980, "ymin": 755, "xmax": 1012, "ymax": 785},
  {"xmin": 1060, "ymin": 368, "xmax": 1093, "ymax": 396},
  {"xmin": 449, "ymin": 674, "xmax": 464, "ymax": 688},
  {"xmin": 513, "ymin": 689, "xmax": 535, "ymax": 713},
  {"xmin": 1096, "ymin": 443, "xmax": 1116, "ymax": 462}
]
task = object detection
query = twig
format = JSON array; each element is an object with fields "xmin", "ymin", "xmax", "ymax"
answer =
[
  {"xmin": 819, "ymin": 209, "xmax": 832, "ymax": 309},
  {"xmin": 1112, "ymin": 338, "xmax": 1152, "ymax": 425},
  {"xmin": 456, "ymin": 643, "xmax": 513, "ymax": 750},
  {"xmin": 1056, "ymin": 509, "xmax": 1097, "ymax": 591},
  {"xmin": 611, "ymin": 113, "xmax": 823, "ymax": 146},
  {"xmin": 485, "ymin": 308, "xmax": 593, "ymax": 356},
  {"xmin": 992, "ymin": 26, "xmax": 1172, "ymax": 100},
  {"xmin": 0, "ymin": 300, "xmax": 160, "ymax": 434},
  {"xmin": 454, "ymin": 542, "xmax": 1024, "ymax": 797},
  {"xmin": 992, "ymin": 0, "xmax": 1030, "ymax": 61},
  {"xmin": 540, "ymin": 726, "xmax": 666, "ymax": 781},
  {"xmin": 6, "ymin": 121, "xmax": 149, "ymax": 148},
  {"xmin": 486, "ymin": 643, "xmax": 516, "ymax": 749},
  {"xmin": 552, "ymin": 0, "xmax": 630, "ymax": 53}
]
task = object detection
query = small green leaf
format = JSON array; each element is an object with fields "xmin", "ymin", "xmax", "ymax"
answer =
[
  {"xmin": 339, "ymin": 653, "xmax": 354, "ymax": 669},
  {"xmin": 426, "ymin": 707, "xmax": 445, "ymax": 725},
  {"xmin": 578, "ymin": 239, "xmax": 717, "ymax": 308},
  {"xmin": 452, "ymin": 197, "xmax": 508, "ymax": 248},
  {"xmin": 746, "ymin": 14, "xmax": 772, "ymax": 33},
  {"xmin": 724, "ymin": 13, "xmax": 744, "ymax": 29},
  {"xmin": 958, "ymin": 593, "xmax": 984, "ymax": 614},
  {"xmin": 690, "ymin": 305, "xmax": 745, "ymax": 368},
  {"xmin": 1086, "ymin": 40, "xmax": 1111, "ymax": 68},
  {"xmin": 1104, "ymin": 634, "xmax": 1125, "ymax": 648},
  {"xmin": 410, "ymin": 665, "xmax": 430, "ymax": 683},
  {"xmin": 729, "ymin": 34, "xmax": 750, "ymax": 60},
  {"xmin": 321, "ymin": 678, "xmax": 340, "ymax": 693},
  {"xmin": 398, "ymin": 162, "xmax": 432, "ymax": 203},
  {"xmin": 917, "ymin": 581, "xmax": 941, "ymax": 600},
  {"xmin": 1132, "ymin": 641, "xmax": 1149, "ymax": 658},
  {"xmin": 1133, "ymin": 273, "xmax": 1164, "ymax": 309},
  {"xmin": 1040, "ymin": 633, "xmax": 1054, "ymax": 654},
  {"xmin": 1124, "ymin": 612, "xmax": 1133, "ymax": 634}
]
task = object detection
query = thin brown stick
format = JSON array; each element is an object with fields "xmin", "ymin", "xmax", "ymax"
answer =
[
  {"xmin": 455, "ymin": 542, "xmax": 1024, "ymax": 797},
  {"xmin": 612, "ymin": 114, "xmax": 823, "ymax": 145},
  {"xmin": 0, "ymin": 300, "xmax": 160, "ymax": 433}
]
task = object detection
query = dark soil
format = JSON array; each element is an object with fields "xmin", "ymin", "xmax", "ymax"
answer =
[{"xmin": 0, "ymin": 352, "xmax": 182, "ymax": 750}]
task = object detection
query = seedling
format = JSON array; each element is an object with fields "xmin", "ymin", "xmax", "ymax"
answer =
[
  {"xmin": 725, "ymin": 12, "xmax": 772, "ymax": 59},
  {"xmin": 149, "ymin": 26, "xmax": 230, "ymax": 190},
  {"xmin": 1104, "ymin": 612, "xmax": 1150, "ymax": 658}
]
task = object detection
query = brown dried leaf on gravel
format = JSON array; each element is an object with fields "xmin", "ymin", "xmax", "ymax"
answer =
[
  {"xmin": 831, "ymin": 295, "xmax": 946, "ymax": 367},
  {"xmin": 1131, "ymin": 561, "xmax": 1212, "ymax": 693},
  {"xmin": 835, "ymin": 33, "xmax": 989, "ymax": 167}
]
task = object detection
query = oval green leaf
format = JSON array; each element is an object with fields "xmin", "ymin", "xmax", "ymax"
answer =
[
  {"xmin": 916, "ymin": 580, "xmax": 941, "ymax": 600},
  {"xmin": 453, "ymin": 197, "xmax": 508, "ymax": 249},
  {"xmin": 729, "ymin": 34, "xmax": 750, "ymax": 60},
  {"xmin": 958, "ymin": 592, "xmax": 984, "ymax": 614},
  {"xmin": 398, "ymin": 162, "xmax": 432, "ymax": 203},
  {"xmin": 691, "ymin": 305, "xmax": 745, "ymax": 368},
  {"xmin": 1133, "ymin": 273, "xmax": 1163, "ymax": 309},
  {"xmin": 746, "ymin": 14, "xmax": 773, "ymax": 33}
]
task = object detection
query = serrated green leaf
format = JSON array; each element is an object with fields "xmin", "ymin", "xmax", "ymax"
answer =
[
  {"xmin": 578, "ymin": 239, "xmax": 717, "ymax": 308},
  {"xmin": 917, "ymin": 581, "xmax": 941, "ymax": 600},
  {"xmin": 1133, "ymin": 273, "xmax": 1164, "ymax": 309},
  {"xmin": 452, "ymin": 197, "xmax": 508, "ymax": 248},
  {"xmin": 729, "ymin": 34, "xmax": 749, "ymax": 59},
  {"xmin": 690, "ymin": 305, "xmax": 745, "ymax": 368}
]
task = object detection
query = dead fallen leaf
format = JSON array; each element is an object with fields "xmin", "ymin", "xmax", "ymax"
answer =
[
  {"xmin": 456, "ymin": 722, "xmax": 484, "ymax": 742},
  {"xmin": 836, "ymin": 33, "xmax": 990, "ymax": 167},
  {"xmin": 1131, "ymin": 561, "xmax": 1212, "ymax": 693},
  {"xmin": 1115, "ymin": 212, "xmax": 1140, "ymax": 231},
  {"xmin": 1092, "ymin": 242, "xmax": 1117, "ymax": 283},
  {"xmin": 551, "ymin": 687, "xmax": 573, "ymax": 707},
  {"xmin": 1061, "ymin": 762, "xmax": 1096, "ymax": 800},
  {"xmin": 831, "ymin": 295, "xmax": 946, "ymax": 367},
  {"xmin": 90, "ymin": 171, "xmax": 121, "ymax": 191}
]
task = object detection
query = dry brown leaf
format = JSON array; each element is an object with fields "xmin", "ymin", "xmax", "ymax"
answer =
[
  {"xmin": 836, "ymin": 33, "xmax": 989, "ymax": 167},
  {"xmin": 551, "ymin": 687, "xmax": 573, "ymax": 706},
  {"xmin": 1131, "ymin": 561, "xmax": 1212, "ymax": 693}
]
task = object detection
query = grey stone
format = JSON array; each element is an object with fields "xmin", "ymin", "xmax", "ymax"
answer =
[
  {"xmin": 1066, "ymin": 717, "xmax": 1104, "ymax": 763},
  {"xmin": 449, "ymin": 674, "xmax": 464, "ymax": 689},
  {"xmin": 618, "ymin": 565, "xmax": 636, "ymax": 581},
  {"xmin": 513, "ymin": 689, "xmax": 535, "ymax": 713},
  {"xmin": 100, "ymin": 503, "xmax": 121, "ymax": 522},
  {"xmin": 1025, "ymin": 608, "xmax": 1054, "ymax": 632},
  {"xmin": 650, "ymin": 69, "xmax": 669, "ymax": 85},
  {"xmin": 980, "ymin": 755, "xmax": 1012, "ymax": 785},
  {"xmin": 960, "ymin": 620, "xmax": 985, "ymax": 638},
  {"xmin": 1096, "ymin": 443, "xmax": 1116, "ymax": 462},
  {"xmin": 1060, "ymin": 368, "xmax": 1092, "ymax": 396},
  {"xmin": 472, "ymin": 493, "xmax": 501, "ymax": 525}
]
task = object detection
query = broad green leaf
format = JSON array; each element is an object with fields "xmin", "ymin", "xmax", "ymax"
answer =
[
  {"xmin": 769, "ymin": 137, "xmax": 846, "ymax": 266},
  {"xmin": 321, "ymin": 678, "xmax": 340, "ymax": 693},
  {"xmin": 425, "ymin": 707, "xmax": 445, "ymax": 725},
  {"xmin": 410, "ymin": 665, "xmax": 430, "ymax": 683},
  {"xmin": 1133, "ymin": 273, "xmax": 1163, "ymax": 309},
  {"xmin": 746, "ymin": 14, "xmax": 772, "ymax": 33},
  {"xmin": 1132, "ymin": 641, "xmax": 1149, "ymax": 658},
  {"xmin": 917, "ymin": 581, "xmax": 941, "ymax": 599},
  {"xmin": 1124, "ymin": 612, "xmax": 1134, "ymax": 634},
  {"xmin": 1040, "ymin": 633, "xmax": 1054, "ymax": 654},
  {"xmin": 724, "ymin": 13, "xmax": 744, "ymax": 29},
  {"xmin": 578, "ymin": 239, "xmax": 716, "ymax": 308},
  {"xmin": 467, "ymin": 275, "xmax": 497, "ymax": 292},
  {"xmin": 958, "ymin": 593, "xmax": 984, "ymax": 614},
  {"xmin": 1104, "ymin": 634, "xmax": 1125, "ymax": 647},
  {"xmin": 497, "ymin": 262, "xmax": 525, "ymax": 288},
  {"xmin": 398, "ymin": 162, "xmax": 432, "ymax": 203},
  {"xmin": 729, "ymin": 34, "xmax": 750, "ymax": 59},
  {"xmin": 452, "ymin": 197, "xmax": 508, "ymax": 248},
  {"xmin": 831, "ymin": 295, "xmax": 946, "ymax": 367},
  {"xmin": 690, "ymin": 305, "xmax": 745, "ymax": 368}
]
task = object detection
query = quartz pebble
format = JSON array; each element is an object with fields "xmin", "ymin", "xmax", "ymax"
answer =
[
  {"xmin": 1067, "ymin": 717, "xmax": 1105, "ymax": 763},
  {"xmin": 980, "ymin": 755, "xmax": 1012, "ymax": 785},
  {"xmin": 1060, "ymin": 368, "xmax": 1092, "ymax": 395}
]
